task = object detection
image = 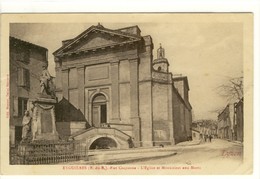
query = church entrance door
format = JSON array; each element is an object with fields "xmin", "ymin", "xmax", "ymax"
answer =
[{"xmin": 92, "ymin": 94, "xmax": 107, "ymax": 127}]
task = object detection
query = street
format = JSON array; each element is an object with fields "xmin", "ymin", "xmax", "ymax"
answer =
[
  {"xmin": 123, "ymin": 139, "xmax": 246, "ymax": 174},
  {"xmin": 57, "ymin": 138, "xmax": 250, "ymax": 174}
]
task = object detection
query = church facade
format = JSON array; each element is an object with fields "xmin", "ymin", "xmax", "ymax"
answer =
[{"xmin": 53, "ymin": 24, "xmax": 192, "ymax": 148}]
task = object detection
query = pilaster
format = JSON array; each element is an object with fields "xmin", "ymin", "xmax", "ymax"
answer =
[
  {"xmin": 55, "ymin": 66, "xmax": 62, "ymax": 91},
  {"xmin": 62, "ymin": 68, "xmax": 69, "ymax": 99},
  {"xmin": 129, "ymin": 58, "xmax": 141, "ymax": 146},
  {"xmin": 168, "ymin": 83, "xmax": 175, "ymax": 145},
  {"xmin": 110, "ymin": 60, "xmax": 120, "ymax": 122},
  {"xmin": 77, "ymin": 66, "xmax": 85, "ymax": 115}
]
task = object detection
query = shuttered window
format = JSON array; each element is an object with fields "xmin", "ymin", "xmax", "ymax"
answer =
[
  {"xmin": 18, "ymin": 97, "xmax": 28, "ymax": 117},
  {"xmin": 18, "ymin": 68, "xmax": 30, "ymax": 89},
  {"xmin": 13, "ymin": 96, "xmax": 18, "ymax": 117}
]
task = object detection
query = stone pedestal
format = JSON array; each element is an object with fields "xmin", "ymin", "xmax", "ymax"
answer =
[{"xmin": 31, "ymin": 96, "xmax": 59, "ymax": 141}]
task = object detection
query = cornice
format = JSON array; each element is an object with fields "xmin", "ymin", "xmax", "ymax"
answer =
[{"xmin": 56, "ymin": 40, "xmax": 139, "ymax": 59}]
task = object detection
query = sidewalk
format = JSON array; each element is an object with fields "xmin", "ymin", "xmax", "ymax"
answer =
[
  {"xmin": 227, "ymin": 139, "xmax": 243, "ymax": 146},
  {"xmin": 84, "ymin": 151, "xmax": 177, "ymax": 165},
  {"xmin": 60, "ymin": 147, "xmax": 177, "ymax": 165}
]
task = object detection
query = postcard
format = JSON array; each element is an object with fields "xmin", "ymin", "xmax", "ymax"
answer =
[{"xmin": 0, "ymin": 13, "xmax": 253, "ymax": 175}]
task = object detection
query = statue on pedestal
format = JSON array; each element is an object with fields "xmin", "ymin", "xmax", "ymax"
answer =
[
  {"xmin": 25, "ymin": 64, "xmax": 59, "ymax": 141},
  {"xmin": 19, "ymin": 64, "xmax": 59, "ymax": 143},
  {"xmin": 40, "ymin": 64, "xmax": 56, "ymax": 98},
  {"xmin": 21, "ymin": 110, "xmax": 31, "ymax": 141}
]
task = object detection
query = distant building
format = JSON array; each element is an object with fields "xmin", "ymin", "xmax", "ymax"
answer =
[
  {"xmin": 192, "ymin": 119, "xmax": 217, "ymax": 140},
  {"xmin": 53, "ymin": 24, "xmax": 193, "ymax": 149},
  {"xmin": 217, "ymin": 103, "xmax": 235, "ymax": 140},
  {"xmin": 9, "ymin": 36, "xmax": 48, "ymax": 146},
  {"xmin": 191, "ymin": 129, "xmax": 201, "ymax": 140},
  {"xmin": 217, "ymin": 100, "xmax": 244, "ymax": 142}
]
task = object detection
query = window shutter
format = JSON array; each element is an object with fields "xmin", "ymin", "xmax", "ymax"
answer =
[
  {"xmin": 23, "ymin": 69, "xmax": 27, "ymax": 87},
  {"xmin": 18, "ymin": 98, "xmax": 23, "ymax": 117},
  {"xmin": 17, "ymin": 67, "xmax": 25, "ymax": 86},
  {"xmin": 13, "ymin": 96, "xmax": 18, "ymax": 117},
  {"xmin": 18, "ymin": 68, "xmax": 30, "ymax": 88},
  {"xmin": 24, "ymin": 69, "xmax": 30, "ymax": 89}
]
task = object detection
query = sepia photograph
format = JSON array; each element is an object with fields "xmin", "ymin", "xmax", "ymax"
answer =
[{"xmin": 0, "ymin": 13, "xmax": 254, "ymax": 175}]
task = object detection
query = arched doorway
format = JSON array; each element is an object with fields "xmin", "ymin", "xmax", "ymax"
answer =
[
  {"xmin": 89, "ymin": 137, "xmax": 117, "ymax": 149},
  {"xmin": 92, "ymin": 93, "xmax": 107, "ymax": 127}
]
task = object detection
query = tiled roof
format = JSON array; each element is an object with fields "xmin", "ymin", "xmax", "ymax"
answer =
[{"xmin": 10, "ymin": 36, "xmax": 48, "ymax": 51}]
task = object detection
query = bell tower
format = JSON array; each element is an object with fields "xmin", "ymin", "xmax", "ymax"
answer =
[{"xmin": 153, "ymin": 44, "xmax": 169, "ymax": 73}]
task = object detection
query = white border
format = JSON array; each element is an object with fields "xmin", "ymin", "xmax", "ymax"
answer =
[
  {"xmin": 1, "ymin": 1, "xmax": 260, "ymax": 179},
  {"xmin": 0, "ymin": 0, "xmax": 259, "ymax": 13}
]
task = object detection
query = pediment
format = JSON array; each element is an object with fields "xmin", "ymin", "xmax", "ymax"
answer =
[
  {"xmin": 54, "ymin": 25, "xmax": 141, "ymax": 57},
  {"xmin": 68, "ymin": 33, "xmax": 126, "ymax": 52}
]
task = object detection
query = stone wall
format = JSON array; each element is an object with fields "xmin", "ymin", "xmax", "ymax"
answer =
[
  {"xmin": 185, "ymin": 107, "xmax": 192, "ymax": 138},
  {"xmin": 172, "ymin": 88, "xmax": 189, "ymax": 144},
  {"xmin": 56, "ymin": 121, "xmax": 86, "ymax": 139},
  {"xmin": 152, "ymin": 83, "xmax": 174, "ymax": 145},
  {"xmin": 139, "ymin": 82, "xmax": 153, "ymax": 146}
]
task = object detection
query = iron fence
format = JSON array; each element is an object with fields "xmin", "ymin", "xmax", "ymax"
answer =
[{"xmin": 10, "ymin": 140, "xmax": 87, "ymax": 165}]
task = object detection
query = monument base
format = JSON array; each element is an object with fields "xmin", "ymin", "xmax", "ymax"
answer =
[{"xmin": 31, "ymin": 96, "xmax": 59, "ymax": 141}]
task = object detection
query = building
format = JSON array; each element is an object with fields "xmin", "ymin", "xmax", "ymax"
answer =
[
  {"xmin": 217, "ymin": 99, "xmax": 244, "ymax": 142},
  {"xmin": 217, "ymin": 103, "xmax": 235, "ymax": 140},
  {"xmin": 172, "ymin": 76, "xmax": 193, "ymax": 143},
  {"xmin": 234, "ymin": 98, "xmax": 243, "ymax": 142},
  {"xmin": 53, "ymin": 24, "xmax": 193, "ymax": 149},
  {"xmin": 9, "ymin": 36, "xmax": 48, "ymax": 146},
  {"xmin": 191, "ymin": 129, "xmax": 201, "ymax": 141}
]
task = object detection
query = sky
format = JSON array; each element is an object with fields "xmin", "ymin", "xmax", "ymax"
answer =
[{"xmin": 9, "ymin": 15, "xmax": 244, "ymax": 120}]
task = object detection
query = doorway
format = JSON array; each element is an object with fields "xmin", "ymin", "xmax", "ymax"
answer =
[{"xmin": 92, "ymin": 94, "xmax": 107, "ymax": 127}]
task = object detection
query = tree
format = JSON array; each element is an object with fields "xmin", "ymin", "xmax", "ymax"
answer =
[{"xmin": 216, "ymin": 76, "xmax": 243, "ymax": 102}]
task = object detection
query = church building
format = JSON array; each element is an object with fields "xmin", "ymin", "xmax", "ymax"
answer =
[{"xmin": 53, "ymin": 24, "xmax": 192, "ymax": 149}]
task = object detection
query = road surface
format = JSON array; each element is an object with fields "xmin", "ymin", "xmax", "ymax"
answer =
[{"xmin": 124, "ymin": 139, "xmax": 248, "ymax": 174}]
